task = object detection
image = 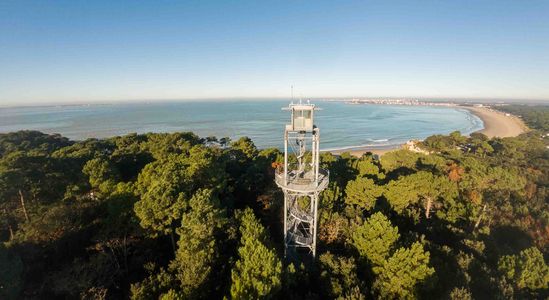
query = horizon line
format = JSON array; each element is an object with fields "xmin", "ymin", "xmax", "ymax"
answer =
[{"xmin": 1, "ymin": 96, "xmax": 549, "ymax": 108}]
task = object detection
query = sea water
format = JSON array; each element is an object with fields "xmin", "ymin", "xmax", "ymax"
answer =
[{"xmin": 0, "ymin": 100, "xmax": 483, "ymax": 150}]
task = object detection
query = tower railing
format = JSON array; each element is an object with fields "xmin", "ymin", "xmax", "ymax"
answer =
[{"xmin": 274, "ymin": 167, "xmax": 329, "ymax": 193}]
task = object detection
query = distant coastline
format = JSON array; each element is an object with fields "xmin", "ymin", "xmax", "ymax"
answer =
[
  {"xmin": 0, "ymin": 100, "xmax": 482, "ymax": 151},
  {"xmin": 328, "ymin": 101, "xmax": 528, "ymax": 157},
  {"xmin": 344, "ymin": 98, "xmax": 458, "ymax": 107}
]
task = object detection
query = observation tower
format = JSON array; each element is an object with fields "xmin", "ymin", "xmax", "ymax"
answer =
[{"xmin": 275, "ymin": 101, "xmax": 329, "ymax": 258}]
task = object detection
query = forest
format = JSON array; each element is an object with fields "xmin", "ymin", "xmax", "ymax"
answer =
[{"xmin": 1, "ymin": 105, "xmax": 548, "ymax": 299}]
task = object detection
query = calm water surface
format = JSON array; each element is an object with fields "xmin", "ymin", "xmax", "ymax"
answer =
[{"xmin": 0, "ymin": 100, "xmax": 483, "ymax": 150}]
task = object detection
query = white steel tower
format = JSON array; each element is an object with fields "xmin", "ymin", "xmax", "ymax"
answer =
[{"xmin": 275, "ymin": 101, "xmax": 329, "ymax": 258}]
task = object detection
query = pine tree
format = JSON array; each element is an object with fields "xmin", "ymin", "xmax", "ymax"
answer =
[
  {"xmin": 230, "ymin": 208, "xmax": 282, "ymax": 299},
  {"xmin": 354, "ymin": 154, "xmax": 384, "ymax": 179},
  {"xmin": 345, "ymin": 177, "xmax": 384, "ymax": 211},
  {"xmin": 170, "ymin": 189, "xmax": 226, "ymax": 298},
  {"xmin": 82, "ymin": 157, "xmax": 120, "ymax": 194},
  {"xmin": 134, "ymin": 147, "xmax": 227, "ymax": 237},
  {"xmin": 498, "ymin": 246, "xmax": 549, "ymax": 290},
  {"xmin": 384, "ymin": 171, "xmax": 457, "ymax": 220},
  {"xmin": 350, "ymin": 212, "xmax": 399, "ymax": 271},
  {"xmin": 231, "ymin": 137, "xmax": 259, "ymax": 159},
  {"xmin": 134, "ymin": 157, "xmax": 190, "ymax": 237},
  {"xmin": 130, "ymin": 265, "xmax": 175, "ymax": 300},
  {"xmin": 373, "ymin": 242, "xmax": 434, "ymax": 299},
  {"xmin": 318, "ymin": 252, "xmax": 364, "ymax": 299}
]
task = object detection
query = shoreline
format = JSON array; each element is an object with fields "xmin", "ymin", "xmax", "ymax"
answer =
[
  {"xmin": 327, "ymin": 104, "xmax": 528, "ymax": 157},
  {"xmin": 460, "ymin": 105, "xmax": 528, "ymax": 138}
]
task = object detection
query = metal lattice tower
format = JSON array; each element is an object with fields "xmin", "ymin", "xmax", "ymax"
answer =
[{"xmin": 275, "ymin": 101, "xmax": 329, "ymax": 258}]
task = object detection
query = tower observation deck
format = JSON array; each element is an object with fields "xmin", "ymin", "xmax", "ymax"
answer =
[{"xmin": 275, "ymin": 101, "xmax": 329, "ymax": 258}]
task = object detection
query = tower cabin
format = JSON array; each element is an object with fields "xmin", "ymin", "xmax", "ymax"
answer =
[{"xmin": 287, "ymin": 104, "xmax": 315, "ymax": 132}]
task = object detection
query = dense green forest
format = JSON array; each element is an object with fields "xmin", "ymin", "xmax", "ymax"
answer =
[
  {"xmin": 498, "ymin": 105, "xmax": 549, "ymax": 132},
  {"xmin": 1, "ymin": 106, "xmax": 548, "ymax": 299}
]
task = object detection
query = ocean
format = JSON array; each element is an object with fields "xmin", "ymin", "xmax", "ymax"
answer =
[{"xmin": 0, "ymin": 100, "xmax": 483, "ymax": 151}]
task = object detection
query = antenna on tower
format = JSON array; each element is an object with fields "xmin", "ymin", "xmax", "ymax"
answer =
[{"xmin": 291, "ymin": 85, "xmax": 294, "ymax": 101}]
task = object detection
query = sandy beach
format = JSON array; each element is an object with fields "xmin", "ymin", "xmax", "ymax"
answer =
[
  {"xmin": 462, "ymin": 106, "xmax": 528, "ymax": 138},
  {"xmin": 328, "ymin": 105, "xmax": 528, "ymax": 157}
]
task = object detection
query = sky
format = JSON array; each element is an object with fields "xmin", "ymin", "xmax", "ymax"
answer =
[{"xmin": 1, "ymin": 1, "xmax": 548, "ymax": 105}]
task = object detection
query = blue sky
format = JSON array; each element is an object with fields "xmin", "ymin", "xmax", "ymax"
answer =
[{"xmin": 1, "ymin": 1, "xmax": 548, "ymax": 104}]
